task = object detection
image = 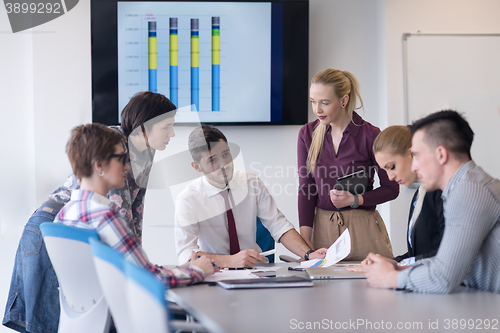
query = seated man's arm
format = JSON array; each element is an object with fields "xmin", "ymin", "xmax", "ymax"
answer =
[
  {"xmin": 195, "ymin": 249, "xmax": 266, "ymax": 268},
  {"xmin": 175, "ymin": 199, "xmax": 203, "ymax": 264},
  {"xmin": 279, "ymin": 229, "xmax": 327, "ymax": 260},
  {"xmin": 361, "ymin": 253, "xmax": 404, "ymax": 288},
  {"xmin": 395, "ymin": 182, "xmax": 497, "ymax": 293},
  {"xmin": 299, "ymin": 226, "xmax": 314, "ymax": 250}
]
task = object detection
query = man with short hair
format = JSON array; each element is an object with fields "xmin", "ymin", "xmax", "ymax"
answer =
[
  {"xmin": 360, "ymin": 110, "xmax": 500, "ymax": 294},
  {"xmin": 175, "ymin": 124, "xmax": 327, "ymax": 268}
]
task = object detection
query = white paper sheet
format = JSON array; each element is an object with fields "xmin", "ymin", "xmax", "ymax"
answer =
[
  {"xmin": 301, "ymin": 229, "xmax": 351, "ymax": 268},
  {"xmin": 204, "ymin": 269, "xmax": 259, "ymax": 282}
]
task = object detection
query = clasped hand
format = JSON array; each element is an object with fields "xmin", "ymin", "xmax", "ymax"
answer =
[
  {"xmin": 330, "ymin": 189, "xmax": 354, "ymax": 208},
  {"xmin": 347, "ymin": 253, "xmax": 399, "ymax": 289},
  {"xmin": 179, "ymin": 252, "xmax": 218, "ymax": 277}
]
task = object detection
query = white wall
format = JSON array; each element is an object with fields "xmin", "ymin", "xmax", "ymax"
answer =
[
  {"xmin": 309, "ymin": 0, "xmax": 385, "ymax": 126},
  {"xmin": 144, "ymin": 0, "xmax": 391, "ymax": 265},
  {"xmin": 1, "ymin": 1, "xmax": 500, "ymax": 331},
  {"xmin": 0, "ymin": 1, "xmax": 91, "ymax": 331},
  {"xmin": 382, "ymin": 0, "xmax": 500, "ymax": 257}
]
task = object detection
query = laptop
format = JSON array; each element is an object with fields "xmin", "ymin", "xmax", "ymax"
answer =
[
  {"xmin": 217, "ymin": 276, "xmax": 314, "ymax": 289},
  {"xmin": 306, "ymin": 267, "xmax": 366, "ymax": 280}
]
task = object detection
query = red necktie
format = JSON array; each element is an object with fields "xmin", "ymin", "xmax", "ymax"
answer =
[{"xmin": 220, "ymin": 189, "xmax": 240, "ymax": 255}]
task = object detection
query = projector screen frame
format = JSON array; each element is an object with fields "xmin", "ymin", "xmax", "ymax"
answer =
[{"xmin": 91, "ymin": 0, "xmax": 309, "ymax": 126}]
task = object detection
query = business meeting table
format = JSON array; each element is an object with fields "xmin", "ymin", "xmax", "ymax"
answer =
[{"xmin": 168, "ymin": 263, "xmax": 500, "ymax": 333}]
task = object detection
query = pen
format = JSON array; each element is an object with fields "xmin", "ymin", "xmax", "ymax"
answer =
[
  {"xmin": 259, "ymin": 249, "xmax": 277, "ymax": 257},
  {"xmin": 197, "ymin": 255, "xmax": 219, "ymax": 269},
  {"xmin": 288, "ymin": 266, "xmax": 305, "ymax": 271}
]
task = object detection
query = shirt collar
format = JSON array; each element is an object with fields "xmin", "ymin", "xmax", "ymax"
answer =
[
  {"xmin": 202, "ymin": 176, "xmax": 229, "ymax": 198},
  {"xmin": 70, "ymin": 189, "xmax": 117, "ymax": 210},
  {"xmin": 442, "ymin": 160, "xmax": 475, "ymax": 199},
  {"xmin": 325, "ymin": 111, "xmax": 363, "ymax": 138}
]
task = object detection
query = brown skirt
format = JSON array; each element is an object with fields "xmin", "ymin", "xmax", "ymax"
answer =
[{"xmin": 312, "ymin": 208, "xmax": 393, "ymax": 261}]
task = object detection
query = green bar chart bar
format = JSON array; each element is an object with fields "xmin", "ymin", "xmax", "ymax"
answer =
[
  {"xmin": 212, "ymin": 17, "xmax": 220, "ymax": 111},
  {"xmin": 191, "ymin": 18, "xmax": 199, "ymax": 111},
  {"xmin": 148, "ymin": 21, "xmax": 157, "ymax": 93},
  {"xmin": 169, "ymin": 18, "xmax": 178, "ymax": 107}
]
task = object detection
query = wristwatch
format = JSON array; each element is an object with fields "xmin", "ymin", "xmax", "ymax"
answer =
[
  {"xmin": 350, "ymin": 195, "xmax": 359, "ymax": 209},
  {"xmin": 304, "ymin": 250, "xmax": 314, "ymax": 261}
]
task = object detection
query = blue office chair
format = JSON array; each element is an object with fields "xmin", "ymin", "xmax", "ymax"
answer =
[
  {"xmin": 124, "ymin": 258, "xmax": 208, "ymax": 333},
  {"xmin": 89, "ymin": 238, "xmax": 135, "ymax": 333},
  {"xmin": 40, "ymin": 223, "xmax": 111, "ymax": 333},
  {"xmin": 256, "ymin": 217, "xmax": 275, "ymax": 263}
]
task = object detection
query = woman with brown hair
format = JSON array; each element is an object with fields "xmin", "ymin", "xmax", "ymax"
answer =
[{"xmin": 297, "ymin": 68, "xmax": 399, "ymax": 260}]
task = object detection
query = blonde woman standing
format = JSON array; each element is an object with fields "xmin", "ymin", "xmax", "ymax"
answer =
[{"xmin": 297, "ymin": 68, "xmax": 399, "ymax": 260}]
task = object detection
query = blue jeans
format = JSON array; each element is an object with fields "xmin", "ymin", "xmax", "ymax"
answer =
[{"xmin": 2, "ymin": 204, "xmax": 61, "ymax": 333}]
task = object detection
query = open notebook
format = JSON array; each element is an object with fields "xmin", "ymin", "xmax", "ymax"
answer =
[{"xmin": 217, "ymin": 276, "xmax": 313, "ymax": 289}]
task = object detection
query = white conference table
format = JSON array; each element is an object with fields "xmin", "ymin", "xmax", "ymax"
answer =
[{"xmin": 168, "ymin": 264, "xmax": 500, "ymax": 333}]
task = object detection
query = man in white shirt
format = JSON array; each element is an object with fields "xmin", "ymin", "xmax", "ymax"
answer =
[{"xmin": 175, "ymin": 125, "xmax": 327, "ymax": 268}]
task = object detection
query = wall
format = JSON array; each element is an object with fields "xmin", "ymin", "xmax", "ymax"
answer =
[
  {"xmin": 0, "ymin": 11, "xmax": 37, "ymax": 333},
  {"xmin": 1, "ymin": 1, "xmax": 500, "ymax": 331},
  {"xmin": 0, "ymin": 1, "xmax": 91, "ymax": 331},
  {"xmin": 382, "ymin": 0, "xmax": 500, "ymax": 258},
  {"xmin": 143, "ymin": 0, "xmax": 389, "ymax": 265}
]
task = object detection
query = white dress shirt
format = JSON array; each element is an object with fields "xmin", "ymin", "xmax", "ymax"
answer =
[
  {"xmin": 175, "ymin": 171, "xmax": 295, "ymax": 264},
  {"xmin": 399, "ymin": 186, "xmax": 427, "ymax": 266}
]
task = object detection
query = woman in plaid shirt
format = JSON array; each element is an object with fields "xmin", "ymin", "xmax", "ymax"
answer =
[
  {"xmin": 3, "ymin": 92, "xmax": 187, "ymax": 333},
  {"xmin": 54, "ymin": 123, "xmax": 214, "ymax": 286}
]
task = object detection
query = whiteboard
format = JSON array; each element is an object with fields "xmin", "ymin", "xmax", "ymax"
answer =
[{"xmin": 404, "ymin": 34, "xmax": 500, "ymax": 179}]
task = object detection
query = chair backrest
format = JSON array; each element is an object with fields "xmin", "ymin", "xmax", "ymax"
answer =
[
  {"xmin": 124, "ymin": 259, "xmax": 171, "ymax": 333},
  {"xmin": 40, "ymin": 223, "xmax": 103, "ymax": 312},
  {"xmin": 256, "ymin": 217, "xmax": 275, "ymax": 263},
  {"xmin": 89, "ymin": 238, "xmax": 135, "ymax": 333}
]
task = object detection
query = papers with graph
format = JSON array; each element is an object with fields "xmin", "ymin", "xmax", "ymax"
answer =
[{"xmin": 300, "ymin": 229, "xmax": 351, "ymax": 268}]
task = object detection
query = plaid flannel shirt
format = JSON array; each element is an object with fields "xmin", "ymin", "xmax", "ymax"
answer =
[{"xmin": 54, "ymin": 190, "xmax": 205, "ymax": 288}]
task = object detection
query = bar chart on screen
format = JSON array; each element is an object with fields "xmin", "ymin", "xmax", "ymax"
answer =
[
  {"xmin": 117, "ymin": 2, "xmax": 272, "ymax": 123},
  {"xmin": 119, "ymin": 13, "xmax": 222, "ymax": 113}
]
